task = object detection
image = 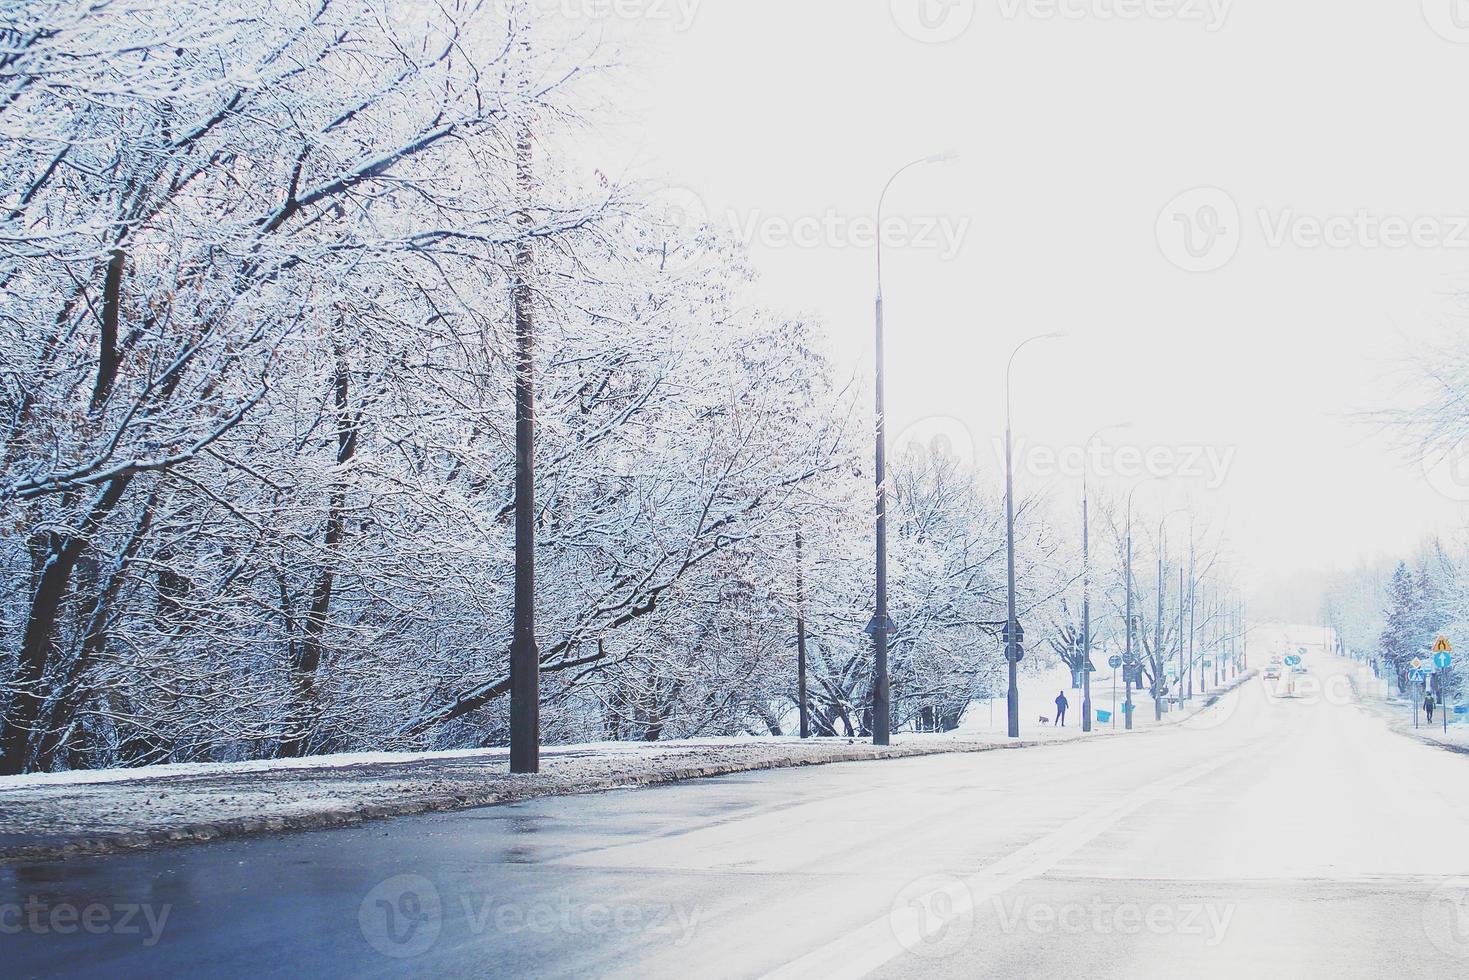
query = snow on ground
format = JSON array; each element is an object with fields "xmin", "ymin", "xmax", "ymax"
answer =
[
  {"xmin": 1338, "ymin": 654, "xmax": 1469, "ymax": 748},
  {"xmin": 0, "ymin": 667, "xmax": 1254, "ymax": 862}
]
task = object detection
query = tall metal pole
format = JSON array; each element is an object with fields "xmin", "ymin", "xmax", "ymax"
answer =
[
  {"xmin": 1186, "ymin": 542, "xmax": 1197, "ymax": 700},
  {"xmin": 1155, "ymin": 531, "xmax": 1165, "ymax": 721},
  {"xmin": 1122, "ymin": 480, "xmax": 1160, "ymax": 729},
  {"xmin": 1214, "ymin": 590, "xmax": 1223, "ymax": 687},
  {"xmin": 1178, "ymin": 566, "xmax": 1185, "ymax": 699},
  {"xmin": 1082, "ymin": 476, "xmax": 1092, "ymax": 733},
  {"xmin": 1125, "ymin": 494, "xmax": 1135, "ymax": 731},
  {"xmin": 873, "ymin": 268, "xmax": 891, "ymax": 745},
  {"xmin": 870, "ymin": 153, "xmax": 955, "ymax": 746},
  {"xmin": 1004, "ymin": 333, "xmax": 1065, "ymax": 739},
  {"xmin": 509, "ymin": 53, "xmax": 539, "ymax": 775},
  {"xmin": 1005, "ymin": 413, "xmax": 1019, "ymax": 739},
  {"xmin": 796, "ymin": 529, "xmax": 810, "ymax": 739},
  {"xmin": 1081, "ymin": 422, "xmax": 1128, "ymax": 735}
]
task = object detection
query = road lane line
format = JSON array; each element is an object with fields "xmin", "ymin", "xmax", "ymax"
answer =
[{"xmin": 758, "ymin": 743, "xmax": 1257, "ymax": 980}]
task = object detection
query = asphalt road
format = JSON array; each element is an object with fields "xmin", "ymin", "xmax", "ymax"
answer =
[{"xmin": 6, "ymin": 659, "xmax": 1469, "ymax": 979}]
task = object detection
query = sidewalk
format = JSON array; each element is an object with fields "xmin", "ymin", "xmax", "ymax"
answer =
[
  {"xmin": 1342, "ymin": 657, "xmax": 1469, "ymax": 754},
  {"xmin": 0, "ymin": 671, "xmax": 1256, "ymax": 863}
]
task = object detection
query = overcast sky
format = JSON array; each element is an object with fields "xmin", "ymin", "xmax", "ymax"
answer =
[{"xmin": 584, "ymin": 0, "xmax": 1469, "ymax": 599}]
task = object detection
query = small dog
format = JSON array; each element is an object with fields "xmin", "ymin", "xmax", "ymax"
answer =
[{"xmin": 1038, "ymin": 716, "xmax": 1050, "ymax": 725}]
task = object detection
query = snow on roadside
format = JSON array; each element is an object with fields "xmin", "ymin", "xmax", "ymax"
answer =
[{"xmin": 0, "ymin": 673, "xmax": 1255, "ymax": 863}]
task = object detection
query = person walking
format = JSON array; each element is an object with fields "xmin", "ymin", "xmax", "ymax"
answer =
[
  {"xmin": 1425, "ymin": 691, "xmax": 1436, "ymax": 724},
  {"xmin": 1055, "ymin": 691, "xmax": 1069, "ymax": 727}
]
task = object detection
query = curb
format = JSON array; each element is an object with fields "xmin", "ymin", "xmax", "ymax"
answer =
[
  {"xmin": 1346, "ymin": 667, "xmax": 1469, "ymax": 755},
  {"xmin": 0, "ymin": 678, "xmax": 1258, "ymax": 865},
  {"xmin": 0, "ymin": 736, "xmax": 1057, "ymax": 863}
]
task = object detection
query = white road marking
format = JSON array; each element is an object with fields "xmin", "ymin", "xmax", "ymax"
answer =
[{"xmin": 758, "ymin": 743, "xmax": 1256, "ymax": 980}]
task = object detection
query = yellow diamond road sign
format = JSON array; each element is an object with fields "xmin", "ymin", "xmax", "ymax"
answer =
[{"xmin": 1434, "ymin": 636, "xmax": 1453, "ymax": 654}]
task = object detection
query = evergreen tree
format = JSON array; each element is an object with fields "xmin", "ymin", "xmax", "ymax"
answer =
[{"xmin": 1380, "ymin": 562, "xmax": 1420, "ymax": 691}]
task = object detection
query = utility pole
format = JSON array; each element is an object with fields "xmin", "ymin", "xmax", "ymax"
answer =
[
  {"xmin": 1122, "ymin": 480, "xmax": 1161, "ymax": 729},
  {"xmin": 1214, "ymin": 590, "xmax": 1223, "ymax": 687},
  {"xmin": 1125, "ymin": 503, "xmax": 1135, "ymax": 730},
  {"xmin": 796, "ymin": 529, "xmax": 810, "ymax": 739},
  {"xmin": 1154, "ymin": 536, "xmax": 1165, "ymax": 721},
  {"xmin": 1081, "ymin": 423, "xmax": 1127, "ymax": 735},
  {"xmin": 1082, "ymin": 482, "xmax": 1092, "ymax": 733},
  {"xmin": 1186, "ymin": 540, "xmax": 1196, "ymax": 701},
  {"xmin": 1178, "ymin": 566, "xmax": 1185, "ymax": 700},
  {"xmin": 1003, "ymin": 333, "xmax": 1065, "ymax": 738},
  {"xmin": 870, "ymin": 152, "xmax": 955, "ymax": 746},
  {"xmin": 508, "ymin": 35, "xmax": 539, "ymax": 775}
]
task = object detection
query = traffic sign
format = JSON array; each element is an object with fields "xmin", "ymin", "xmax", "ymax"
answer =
[
  {"xmin": 1411, "ymin": 657, "xmax": 1425, "ymax": 671},
  {"xmin": 1285, "ymin": 655, "xmax": 1301, "ymax": 666},
  {"xmin": 1109, "ymin": 655, "xmax": 1123, "ymax": 669},
  {"xmin": 864, "ymin": 615, "xmax": 896, "ymax": 638},
  {"xmin": 1434, "ymin": 651, "xmax": 1453, "ymax": 671},
  {"xmin": 1433, "ymin": 636, "xmax": 1453, "ymax": 654}
]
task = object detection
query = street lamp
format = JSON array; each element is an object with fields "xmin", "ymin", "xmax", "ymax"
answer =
[
  {"xmin": 1123, "ymin": 477, "xmax": 1165, "ymax": 730},
  {"xmin": 1082, "ymin": 422, "xmax": 1131, "ymax": 734},
  {"xmin": 1154, "ymin": 508, "xmax": 1190, "ymax": 721},
  {"xmin": 871, "ymin": 151, "xmax": 956, "ymax": 747},
  {"xmin": 1004, "ymin": 331, "xmax": 1067, "ymax": 739}
]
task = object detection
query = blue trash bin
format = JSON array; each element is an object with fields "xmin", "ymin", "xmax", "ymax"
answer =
[{"xmin": 1095, "ymin": 709, "xmax": 1113, "ymax": 724}]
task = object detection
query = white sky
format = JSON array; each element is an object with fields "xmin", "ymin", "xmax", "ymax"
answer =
[{"xmin": 582, "ymin": 0, "xmax": 1469, "ymax": 594}]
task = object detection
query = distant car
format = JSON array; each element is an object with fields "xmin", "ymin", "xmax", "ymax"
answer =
[
  {"xmin": 1269, "ymin": 655, "xmax": 1283, "ymax": 665},
  {"xmin": 1265, "ymin": 667, "xmax": 1282, "ymax": 680},
  {"xmin": 1292, "ymin": 665, "xmax": 1308, "ymax": 675}
]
